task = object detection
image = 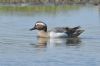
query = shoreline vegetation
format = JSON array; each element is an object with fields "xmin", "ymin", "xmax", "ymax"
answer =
[
  {"xmin": 0, "ymin": 0, "xmax": 99, "ymax": 12},
  {"xmin": 0, "ymin": 5, "xmax": 80, "ymax": 12},
  {"xmin": 0, "ymin": 0, "xmax": 100, "ymax": 6}
]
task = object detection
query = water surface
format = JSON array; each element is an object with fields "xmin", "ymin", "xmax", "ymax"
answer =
[{"xmin": 0, "ymin": 5, "xmax": 100, "ymax": 66}]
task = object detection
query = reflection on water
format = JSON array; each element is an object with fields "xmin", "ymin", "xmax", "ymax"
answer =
[
  {"xmin": 49, "ymin": 37, "xmax": 82, "ymax": 48},
  {"xmin": 31, "ymin": 37, "xmax": 48, "ymax": 48},
  {"xmin": 66, "ymin": 38, "xmax": 81, "ymax": 46},
  {"xmin": 31, "ymin": 37, "xmax": 81, "ymax": 48}
]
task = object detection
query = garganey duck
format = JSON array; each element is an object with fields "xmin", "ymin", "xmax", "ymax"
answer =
[{"xmin": 30, "ymin": 21, "xmax": 84, "ymax": 38}]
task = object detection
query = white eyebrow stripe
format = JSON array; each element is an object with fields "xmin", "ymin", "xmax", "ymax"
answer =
[{"xmin": 36, "ymin": 23, "xmax": 45, "ymax": 25}]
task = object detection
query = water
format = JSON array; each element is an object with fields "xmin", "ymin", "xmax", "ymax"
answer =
[{"xmin": 0, "ymin": 5, "xmax": 100, "ymax": 66}]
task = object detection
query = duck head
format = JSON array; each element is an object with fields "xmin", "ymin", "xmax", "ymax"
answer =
[{"xmin": 30, "ymin": 21, "xmax": 47, "ymax": 32}]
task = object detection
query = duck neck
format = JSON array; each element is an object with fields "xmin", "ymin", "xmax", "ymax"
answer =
[
  {"xmin": 44, "ymin": 26, "xmax": 47, "ymax": 32},
  {"xmin": 38, "ymin": 30, "xmax": 48, "ymax": 38}
]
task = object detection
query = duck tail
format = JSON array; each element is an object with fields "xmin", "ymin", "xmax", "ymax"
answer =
[{"xmin": 73, "ymin": 30, "xmax": 84, "ymax": 37}]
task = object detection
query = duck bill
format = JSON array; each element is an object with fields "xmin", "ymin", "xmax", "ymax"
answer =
[{"xmin": 30, "ymin": 27, "xmax": 36, "ymax": 31}]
